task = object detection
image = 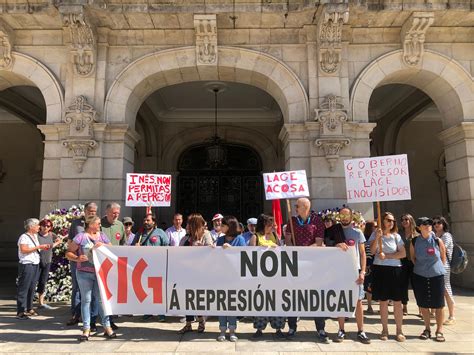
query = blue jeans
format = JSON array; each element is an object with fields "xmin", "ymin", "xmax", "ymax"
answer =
[
  {"xmin": 16, "ymin": 263, "xmax": 39, "ymax": 314},
  {"xmin": 219, "ymin": 316, "xmax": 237, "ymax": 331},
  {"xmin": 76, "ymin": 270, "xmax": 109, "ymax": 330}
]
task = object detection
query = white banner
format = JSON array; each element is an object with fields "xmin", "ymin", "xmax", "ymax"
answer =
[
  {"xmin": 344, "ymin": 154, "xmax": 411, "ymax": 203},
  {"xmin": 93, "ymin": 246, "xmax": 359, "ymax": 317},
  {"xmin": 125, "ymin": 173, "xmax": 172, "ymax": 207},
  {"xmin": 263, "ymin": 170, "xmax": 310, "ymax": 200}
]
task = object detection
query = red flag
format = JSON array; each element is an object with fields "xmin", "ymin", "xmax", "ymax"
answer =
[{"xmin": 272, "ymin": 199, "xmax": 282, "ymax": 238}]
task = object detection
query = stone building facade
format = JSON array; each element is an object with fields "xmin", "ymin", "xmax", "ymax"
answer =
[{"xmin": 0, "ymin": 1, "xmax": 472, "ymax": 287}]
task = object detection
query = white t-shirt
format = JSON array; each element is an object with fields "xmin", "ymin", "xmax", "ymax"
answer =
[
  {"xmin": 17, "ymin": 233, "xmax": 40, "ymax": 265},
  {"xmin": 369, "ymin": 232, "xmax": 404, "ymax": 267}
]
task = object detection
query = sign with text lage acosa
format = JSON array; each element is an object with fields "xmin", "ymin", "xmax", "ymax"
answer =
[
  {"xmin": 263, "ymin": 170, "xmax": 310, "ymax": 200},
  {"xmin": 344, "ymin": 154, "xmax": 411, "ymax": 203}
]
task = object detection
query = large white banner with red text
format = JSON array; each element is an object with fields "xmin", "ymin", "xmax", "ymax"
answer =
[
  {"xmin": 344, "ymin": 154, "xmax": 411, "ymax": 203},
  {"xmin": 126, "ymin": 173, "xmax": 172, "ymax": 207},
  {"xmin": 93, "ymin": 246, "xmax": 359, "ymax": 317},
  {"xmin": 263, "ymin": 170, "xmax": 310, "ymax": 200}
]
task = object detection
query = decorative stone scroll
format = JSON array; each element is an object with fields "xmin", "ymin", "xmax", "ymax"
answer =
[
  {"xmin": 62, "ymin": 96, "xmax": 98, "ymax": 173},
  {"xmin": 194, "ymin": 14, "xmax": 217, "ymax": 65},
  {"xmin": 0, "ymin": 20, "xmax": 14, "ymax": 70},
  {"xmin": 317, "ymin": 4, "xmax": 349, "ymax": 75},
  {"xmin": 315, "ymin": 95, "xmax": 350, "ymax": 171},
  {"xmin": 401, "ymin": 12, "xmax": 434, "ymax": 67},
  {"xmin": 61, "ymin": 10, "xmax": 96, "ymax": 76}
]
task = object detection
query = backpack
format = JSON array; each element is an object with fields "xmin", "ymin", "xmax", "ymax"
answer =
[{"xmin": 449, "ymin": 242, "xmax": 469, "ymax": 274}]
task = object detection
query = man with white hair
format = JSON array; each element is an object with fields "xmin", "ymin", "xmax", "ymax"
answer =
[
  {"xmin": 210, "ymin": 213, "xmax": 225, "ymax": 243},
  {"xmin": 242, "ymin": 217, "xmax": 257, "ymax": 246},
  {"xmin": 101, "ymin": 202, "xmax": 125, "ymax": 246}
]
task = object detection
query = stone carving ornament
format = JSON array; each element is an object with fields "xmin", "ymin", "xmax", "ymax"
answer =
[
  {"xmin": 318, "ymin": 5, "xmax": 349, "ymax": 75},
  {"xmin": 61, "ymin": 11, "xmax": 96, "ymax": 76},
  {"xmin": 194, "ymin": 14, "xmax": 217, "ymax": 65},
  {"xmin": 62, "ymin": 96, "xmax": 98, "ymax": 173},
  {"xmin": 0, "ymin": 20, "xmax": 14, "ymax": 70},
  {"xmin": 401, "ymin": 12, "xmax": 434, "ymax": 67},
  {"xmin": 315, "ymin": 95, "xmax": 350, "ymax": 171}
]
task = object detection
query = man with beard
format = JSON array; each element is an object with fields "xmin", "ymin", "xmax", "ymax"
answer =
[
  {"xmin": 101, "ymin": 203, "xmax": 125, "ymax": 246},
  {"xmin": 210, "ymin": 213, "xmax": 225, "ymax": 243},
  {"xmin": 333, "ymin": 206, "xmax": 371, "ymax": 344}
]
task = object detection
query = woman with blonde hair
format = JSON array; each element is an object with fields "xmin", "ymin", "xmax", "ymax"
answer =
[
  {"xmin": 399, "ymin": 213, "xmax": 419, "ymax": 315},
  {"xmin": 178, "ymin": 213, "xmax": 213, "ymax": 334}
]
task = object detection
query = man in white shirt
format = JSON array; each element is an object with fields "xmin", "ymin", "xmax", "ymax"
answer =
[
  {"xmin": 210, "ymin": 213, "xmax": 225, "ymax": 243},
  {"xmin": 166, "ymin": 213, "xmax": 186, "ymax": 246}
]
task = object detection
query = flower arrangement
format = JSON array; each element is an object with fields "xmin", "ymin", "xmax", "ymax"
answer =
[
  {"xmin": 44, "ymin": 205, "xmax": 84, "ymax": 302},
  {"xmin": 317, "ymin": 206, "xmax": 366, "ymax": 229}
]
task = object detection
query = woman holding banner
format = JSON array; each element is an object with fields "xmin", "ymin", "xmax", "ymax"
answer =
[
  {"xmin": 66, "ymin": 215, "xmax": 116, "ymax": 341},
  {"xmin": 252, "ymin": 214, "xmax": 286, "ymax": 339},
  {"xmin": 178, "ymin": 213, "xmax": 213, "ymax": 335},
  {"xmin": 369, "ymin": 212, "xmax": 406, "ymax": 342}
]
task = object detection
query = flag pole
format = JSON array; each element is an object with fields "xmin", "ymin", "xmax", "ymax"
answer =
[{"xmin": 377, "ymin": 201, "xmax": 383, "ymax": 256}]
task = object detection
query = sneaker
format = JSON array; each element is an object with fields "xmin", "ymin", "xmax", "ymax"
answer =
[
  {"xmin": 275, "ymin": 329, "xmax": 286, "ymax": 339},
  {"xmin": 142, "ymin": 315, "xmax": 153, "ymax": 321},
  {"xmin": 444, "ymin": 317, "xmax": 456, "ymax": 325},
  {"xmin": 39, "ymin": 304, "xmax": 53, "ymax": 310},
  {"xmin": 334, "ymin": 329, "xmax": 345, "ymax": 343},
  {"xmin": 286, "ymin": 328, "xmax": 296, "ymax": 338},
  {"xmin": 26, "ymin": 309, "xmax": 38, "ymax": 316},
  {"xmin": 90, "ymin": 322, "xmax": 97, "ymax": 333},
  {"xmin": 318, "ymin": 329, "xmax": 329, "ymax": 344},
  {"xmin": 16, "ymin": 313, "xmax": 30, "ymax": 320},
  {"xmin": 157, "ymin": 315, "xmax": 166, "ymax": 322},
  {"xmin": 217, "ymin": 333, "xmax": 226, "ymax": 342},
  {"xmin": 229, "ymin": 333, "xmax": 238, "ymax": 342},
  {"xmin": 357, "ymin": 331, "xmax": 371, "ymax": 344}
]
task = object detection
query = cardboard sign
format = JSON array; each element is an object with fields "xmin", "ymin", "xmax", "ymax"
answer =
[
  {"xmin": 263, "ymin": 170, "xmax": 309, "ymax": 200},
  {"xmin": 126, "ymin": 173, "xmax": 171, "ymax": 207},
  {"xmin": 94, "ymin": 246, "xmax": 358, "ymax": 317},
  {"xmin": 344, "ymin": 154, "xmax": 411, "ymax": 203}
]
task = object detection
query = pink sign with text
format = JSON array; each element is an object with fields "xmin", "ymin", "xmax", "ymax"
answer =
[{"xmin": 263, "ymin": 170, "xmax": 310, "ymax": 200}]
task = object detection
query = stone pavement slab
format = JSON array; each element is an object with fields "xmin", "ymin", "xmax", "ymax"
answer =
[{"xmin": 1, "ymin": 289, "xmax": 473, "ymax": 354}]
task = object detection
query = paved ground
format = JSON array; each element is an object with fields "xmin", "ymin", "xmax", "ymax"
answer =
[{"xmin": 0, "ymin": 288, "xmax": 473, "ymax": 354}]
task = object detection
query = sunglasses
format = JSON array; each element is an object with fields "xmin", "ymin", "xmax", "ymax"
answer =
[
  {"xmin": 401, "ymin": 218, "xmax": 409, "ymax": 221},
  {"xmin": 433, "ymin": 221, "xmax": 442, "ymax": 225},
  {"xmin": 385, "ymin": 219, "xmax": 395, "ymax": 223},
  {"xmin": 124, "ymin": 223, "xmax": 133, "ymax": 226}
]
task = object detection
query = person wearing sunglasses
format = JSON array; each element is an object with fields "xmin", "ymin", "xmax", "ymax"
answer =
[
  {"xmin": 36, "ymin": 219, "xmax": 63, "ymax": 309},
  {"xmin": 369, "ymin": 212, "xmax": 406, "ymax": 342},
  {"xmin": 432, "ymin": 216, "xmax": 456, "ymax": 325},
  {"xmin": 122, "ymin": 217, "xmax": 135, "ymax": 245},
  {"xmin": 410, "ymin": 217, "xmax": 447, "ymax": 342},
  {"xmin": 399, "ymin": 214, "xmax": 419, "ymax": 316}
]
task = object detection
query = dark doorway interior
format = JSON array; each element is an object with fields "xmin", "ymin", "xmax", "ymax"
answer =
[{"xmin": 177, "ymin": 144, "xmax": 263, "ymax": 223}]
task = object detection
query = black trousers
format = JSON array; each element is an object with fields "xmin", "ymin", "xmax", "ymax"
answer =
[
  {"xmin": 36, "ymin": 262, "xmax": 51, "ymax": 294},
  {"xmin": 17, "ymin": 263, "xmax": 39, "ymax": 314},
  {"xmin": 288, "ymin": 316, "xmax": 326, "ymax": 331}
]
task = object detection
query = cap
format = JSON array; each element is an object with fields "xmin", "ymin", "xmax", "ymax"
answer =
[
  {"xmin": 247, "ymin": 217, "xmax": 257, "ymax": 225},
  {"xmin": 122, "ymin": 216, "xmax": 134, "ymax": 225},
  {"xmin": 212, "ymin": 213, "xmax": 224, "ymax": 221},
  {"xmin": 416, "ymin": 217, "xmax": 433, "ymax": 227}
]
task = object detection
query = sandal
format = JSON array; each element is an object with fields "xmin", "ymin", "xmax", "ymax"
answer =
[
  {"xmin": 103, "ymin": 327, "xmax": 117, "ymax": 339},
  {"xmin": 435, "ymin": 332, "xmax": 445, "ymax": 342},
  {"xmin": 79, "ymin": 330, "xmax": 90, "ymax": 342},
  {"xmin": 419, "ymin": 329, "xmax": 431, "ymax": 340},
  {"xmin": 178, "ymin": 323, "xmax": 192, "ymax": 334},
  {"xmin": 197, "ymin": 318, "xmax": 206, "ymax": 333},
  {"xmin": 396, "ymin": 333, "xmax": 406, "ymax": 342},
  {"xmin": 380, "ymin": 330, "xmax": 389, "ymax": 341}
]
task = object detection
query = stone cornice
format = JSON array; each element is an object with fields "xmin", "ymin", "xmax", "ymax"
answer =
[{"xmin": 438, "ymin": 122, "xmax": 474, "ymax": 147}]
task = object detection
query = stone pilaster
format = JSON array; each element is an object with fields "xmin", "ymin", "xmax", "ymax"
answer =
[{"xmin": 438, "ymin": 122, "xmax": 474, "ymax": 288}]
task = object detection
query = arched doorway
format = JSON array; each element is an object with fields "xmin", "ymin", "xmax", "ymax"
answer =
[{"xmin": 177, "ymin": 144, "xmax": 263, "ymax": 222}]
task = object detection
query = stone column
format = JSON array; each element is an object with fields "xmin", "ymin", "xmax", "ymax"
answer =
[{"xmin": 438, "ymin": 122, "xmax": 474, "ymax": 288}]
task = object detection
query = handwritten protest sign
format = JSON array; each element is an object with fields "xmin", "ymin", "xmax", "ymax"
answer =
[
  {"xmin": 126, "ymin": 173, "xmax": 171, "ymax": 207},
  {"xmin": 344, "ymin": 154, "xmax": 411, "ymax": 203},
  {"xmin": 263, "ymin": 170, "xmax": 309, "ymax": 200}
]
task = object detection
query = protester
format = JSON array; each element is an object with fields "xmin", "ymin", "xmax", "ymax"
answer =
[
  {"xmin": 334, "ymin": 207, "xmax": 371, "ymax": 344},
  {"xmin": 178, "ymin": 213, "xmax": 213, "ymax": 334},
  {"xmin": 166, "ymin": 213, "xmax": 186, "ymax": 246},
  {"xmin": 399, "ymin": 213, "xmax": 419, "ymax": 315},
  {"xmin": 432, "ymin": 216, "xmax": 456, "ymax": 325},
  {"xmin": 241, "ymin": 217, "xmax": 257, "ymax": 246},
  {"xmin": 410, "ymin": 217, "xmax": 447, "ymax": 342},
  {"xmin": 284, "ymin": 197, "xmax": 328, "ymax": 343},
  {"xmin": 210, "ymin": 213, "xmax": 224, "ymax": 243},
  {"xmin": 37, "ymin": 219, "xmax": 62, "ymax": 309},
  {"xmin": 122, "ymin": 217, "xmax": 135, "ymax": 246},
  {"xmin": 363, "ymin": 221, "xmax": 376, "ymax": 314},
  {"xmin": 67, "ymin": 202, "xmax": 98, "ymax": 326},
  {"xmin": 252, "ymin": 213, "xmax": 286, "ymax": 339},
  {"xmin": 215, "ymin": 216, "xmax": 247, "ymax": 342},
  {"xmin": 323, "ymin": 215, "xmax": 335, "ymax": 230},
  {"xmin": 369, "ymin": 212, "xmax": 406, "ymax": 342},
  {"xmin": 101, "ymin": 202, "xmax": 125, "ymax": 246},
  {"xmin": 16, "ymin": 218, "xmax": 49, "ymax": 319},
  {"xmin": 66, "ymin": 215, "xmax": 116, "ymax": 341}
]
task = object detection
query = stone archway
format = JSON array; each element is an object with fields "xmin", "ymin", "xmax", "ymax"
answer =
[
  {"xmin": 104, "ymin": 46, "xmax": 309, "ymax": 127},
  {"xmin": 1, "ymin": 52, "xmax": 64, "ymax": 123},
  {"xmin": 350, "ymin": 49, "xmax": 474, "ymax": 128}
]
